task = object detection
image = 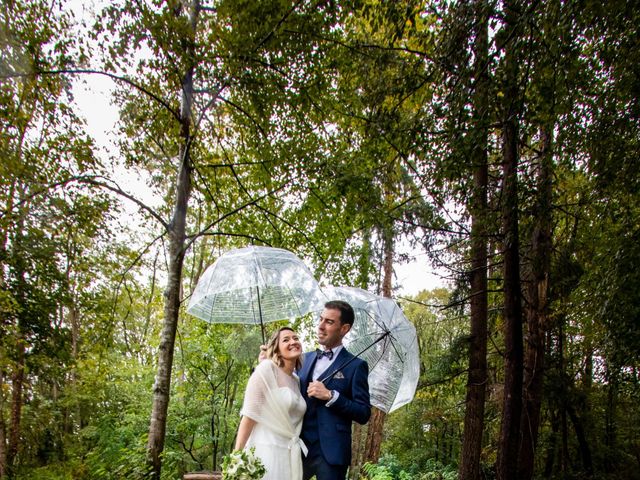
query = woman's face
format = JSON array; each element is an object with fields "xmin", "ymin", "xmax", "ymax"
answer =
[{"xmin": 278, "ymin": 329, "xmax": 302, "ymax": 361}]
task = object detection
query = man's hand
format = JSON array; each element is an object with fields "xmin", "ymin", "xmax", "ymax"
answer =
[
  {"xmin": 258, "ymin": 345, "xmax": 267, "ymax": 362},
  {"xmin": 307, "ymin": 381, "xmax": 332, "ymax": 401}
]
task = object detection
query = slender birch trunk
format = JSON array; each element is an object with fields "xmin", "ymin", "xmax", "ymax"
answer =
[{"xmin": 146, "ymin": 2, "xmax": 199, "ymax": 477}]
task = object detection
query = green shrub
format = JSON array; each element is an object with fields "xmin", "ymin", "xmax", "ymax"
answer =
[{"xmin": 360, "ymin": 454, "xmax": 458, "ymax": 480}]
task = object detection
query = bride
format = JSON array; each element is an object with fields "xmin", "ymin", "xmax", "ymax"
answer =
[{"xmin": 234, "ymin": 327, "xmax": 307, "ymax": 480}]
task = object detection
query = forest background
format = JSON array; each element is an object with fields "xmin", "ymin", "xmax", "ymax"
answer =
[{"xmin": 1, "ymin": 1, "xmax": 639, "ymax": 480}]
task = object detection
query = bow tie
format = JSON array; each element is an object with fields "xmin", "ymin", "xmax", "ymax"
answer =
[{"xmin": 317, "ymin": 349, "xmax": 334, "ymax": 360}]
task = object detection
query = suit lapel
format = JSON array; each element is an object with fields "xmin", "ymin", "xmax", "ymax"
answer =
[
  {"xmin": 318, "ymin": 347, "xmax": 352, "ymax": 384},
  {"xmin": 300, "ymin": 352, "xmax": 317, "ymax": 389}
]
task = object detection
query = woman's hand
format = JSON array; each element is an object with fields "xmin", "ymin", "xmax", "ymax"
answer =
[{"xmin": 258, "ymin": 344, "xmax": 267, "ymax": 362}]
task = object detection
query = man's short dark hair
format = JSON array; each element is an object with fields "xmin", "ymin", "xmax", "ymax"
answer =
[{"xmin": 325, "ymin": 300, "xmax": 355, "ymax": 327}]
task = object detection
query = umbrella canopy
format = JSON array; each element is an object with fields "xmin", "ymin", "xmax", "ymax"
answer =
[
  {"xmin": 322, "ymin": 286, "xmax": 420, "ymax": 413},
  {"xmin": 186, "ymin": 246, "xmax": 324, "ymax": 341}
]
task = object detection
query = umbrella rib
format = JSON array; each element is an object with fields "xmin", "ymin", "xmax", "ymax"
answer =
[
  {"xmin": 251, "ymin": 246, "xmax": 268, "ymax": 289},
  {"xmin": 365, "ymin": 309, "xmax": 388, "ymax": 331},
  {"xmin": 363, "ymin": 342, "xmax": 388, "ymax": 371},
  {"xmin": 207, "ymin": 293, "xmax": 216, "ymax": 324},
  {"xmin": 386, "ymin": 333, "xmax": 406, "ymax": 364},
  {"xmin": 283, "ymin": 283, "xmax": 305, "ymax": 317},
  {"xmin": 319, "ymin": 331, "xmax": 391, "ymax": 383}
]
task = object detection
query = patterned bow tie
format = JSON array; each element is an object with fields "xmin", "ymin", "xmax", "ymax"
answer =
[{"xmin": 317, "ymin": 349, "xmax": 333, "ymax": 360}]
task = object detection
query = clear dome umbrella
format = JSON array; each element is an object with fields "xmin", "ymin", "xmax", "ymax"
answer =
[
  {"xmin": 320, "ymin": 286, "xmax": 420, "ymax": 413},
  {"xmin": 186, "ymin": 246, "xmax": 324, "ymax": 342}
]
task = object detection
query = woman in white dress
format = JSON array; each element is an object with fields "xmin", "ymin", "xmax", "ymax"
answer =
[{"xmin": 234, "ymin": 327, "xmax": 307, "ymax": 480}]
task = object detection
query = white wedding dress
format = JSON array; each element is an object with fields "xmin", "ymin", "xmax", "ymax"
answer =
[{"xmin": 241, "ymin": 360, "xmax": 307, "ymax": 480}]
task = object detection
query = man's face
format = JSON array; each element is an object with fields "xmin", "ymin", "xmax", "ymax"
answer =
[{"xmin": 317, "ymin": 307, "xmax": 351, "ymax": 349}]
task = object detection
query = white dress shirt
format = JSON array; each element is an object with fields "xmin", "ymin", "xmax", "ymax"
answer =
[{"xmin": 313, "ymin": 345, "xmax": 343, "ymax": 406}]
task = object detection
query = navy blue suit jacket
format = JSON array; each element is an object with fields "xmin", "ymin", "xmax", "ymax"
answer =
[{"xmin": 298, "ymin": 347, "xmax": 371, "ymax": 466}]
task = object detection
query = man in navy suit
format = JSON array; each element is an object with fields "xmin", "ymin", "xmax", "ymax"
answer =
[{"xmin": 298, "ymin": 300, "xmax": 371, "ymax": 480}]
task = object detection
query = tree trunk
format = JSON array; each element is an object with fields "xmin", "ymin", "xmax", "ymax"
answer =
[
  {"xmin": 364, "ymin": 225, "xmax": 393, "ymax": 463},
  {"xmin": 0, "ymin": 372, "xmax": 7, "ymax": 479},
  {"xmin": 6, "ymin": 340, "xmax": 25, "ymax": 479},
  {"xmin": 556, "ymin": 321, "xmax": 569, "ymax": 477},
  {"xmin": 363, "ymin": 409, "xmax": 384, "ymax": 464},
  {"xmin": 561, "ymin": 398, "xmax": 568, "ymax": 477},
  {"xmin": 566, "ymin": 402, "xmax": 594, "ymax": 477},
  {"xmin": 496, "ymin": 1, "xmax": 524, "ymax": 478},
  {"xmin": 7, "ymin": 226, "xmax": 28, "ymax": 480},
  {"xmin": 0, "ymin": 286, "xmax": 6, "ymax": 479},
  {"xmin": 544, "ymin": 409, "xmax": 559, "ymax": 478},
  {"xmin": 604, "ymin": 364, "xmax": 618, "ymax": 472},
  {"xmin": 69, "ymin": 305, "xmax": 83, "ymax": 431},
  {"xmin": 459, "ymin": 1, "xmax": 489, "ymax": 479},
  {"xmin": 0, "ymin": 370, "xmax": 6, "ymax": 479},
  {"xmin": 518, "ymin": 126, "xmax": 553, "ymax": 480},
  {"xmin": 349, "ymin": 422, "xmax": 366, "ymax": 479},
  {"xmin": 146, "ymin": 2, "xmax": 198, "ymax": 478},
  {"xmin": 350, "ymin": 228, "xmax": 373, "ymax": 479}
]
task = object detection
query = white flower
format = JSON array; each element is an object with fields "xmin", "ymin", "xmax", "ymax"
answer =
[{"xmin": 222, "ymin": 447, "xmax": 266, "ymax": 480}]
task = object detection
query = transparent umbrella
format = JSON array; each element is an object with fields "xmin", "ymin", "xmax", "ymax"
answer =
[
  {"xmin": 186, "ymin": 246, "xmax": 324, "ymax": 342},
  {"xmin": 321, "ymin": 286, "xmax": 420, "ymax": 413}
]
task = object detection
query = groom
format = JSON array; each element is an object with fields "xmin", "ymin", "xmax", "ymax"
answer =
[{"xmin": 298, "ymin": 300, "xmax": 371, "ymax": 480}]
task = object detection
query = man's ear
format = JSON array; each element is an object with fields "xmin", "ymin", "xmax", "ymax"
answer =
[{"xmin": 341, "ymin": 323, "xmax": 352, "ymax": 336}]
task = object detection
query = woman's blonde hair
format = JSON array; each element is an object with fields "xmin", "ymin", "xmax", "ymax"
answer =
[{"xmin": 265, "ymin": 326, "xmax": 303, "ymax": 371}]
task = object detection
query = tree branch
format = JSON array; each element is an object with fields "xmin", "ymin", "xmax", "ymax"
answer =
[
  {"xmin": 418, "ymin": 368, "xmax": 469, "ymax": 389},
  {"xmin": 1, "ymin": 69, "xmax": 181, "ymax": 121},
  {"xmin": 218, "ymin": 95, "xmax": 266, "ymax": 138},
  {"xmin": 78, "ymin": 177, "xmax": 169, "ymax": 229},
  {"xmin": 184, "ymin": 183, "xmax": 288, "ymax": 253}
]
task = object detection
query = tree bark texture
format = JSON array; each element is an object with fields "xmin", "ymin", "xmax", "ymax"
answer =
[
  {"xmin": 567, "ymin": 402, "xmax": 594, "ymax": 476},
  {"xmin": 459, "ymin": 1, "xmax": 489, "ymax": 479},
  {"xmin": 146, "ymin": 2, "xmax": 198, "ymax": 478},
  {"xmin": 0, "ymin": 374, "xmax": 5, "ymax": 480},
  {"xmin": 0, "ymin": 194, "xmax": 8, "ymax": 479},
  {"xmin": 350, "ymin": 230, "xmax": 374, "ymax": 479},
  {"xmin": 6, "ymin": 341, "xmax": 25, "ymax": 479},
  {"xmin": 364, "ymin": 408, "xmax": 385, "ymax": 464},
  {"xmin": 364, "ymin": 225, "xmax": 393, "ymax": 463},
  {"xmin": 604, "ymin": 365, "xmax": 619, "ymax": 472},
  {"xmin": 349, "ymin": 423, "xmax": 366, "ymax": 480},
  {"xmin": 557, "ymin": 321, "xmax": 569, "ymax": 477},
  {"xmin": 518, "ymin": 126, "xmax": 553, "ymax": 480},
  {"xmin": 496, "ymin": 1, "xmax": 524, "ymax": 478},
  {"xmin": 543, "ymin": 409, "xmax": 559, "ymax": 477}
]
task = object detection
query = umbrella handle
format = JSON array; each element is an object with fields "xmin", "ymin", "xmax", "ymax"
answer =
[{"xmin": 318, "ymin": 331, "xmax": 390, "ymax": 383}]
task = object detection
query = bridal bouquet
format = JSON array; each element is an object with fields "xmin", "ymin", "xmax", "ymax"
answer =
[{"xmin": 221, "ymin": 447, "xmax": 266, "ymax": 480}]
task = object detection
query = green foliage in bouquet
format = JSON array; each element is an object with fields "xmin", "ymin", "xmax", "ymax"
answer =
[{"xmin": 221, "ymin": 447, "xmax": 266, "ymax": 480}]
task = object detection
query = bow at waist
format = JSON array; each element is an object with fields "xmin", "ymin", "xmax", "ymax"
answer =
[{"xmin": 288, "ymin": 436, "xmax": 308, "ymax": 456}]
